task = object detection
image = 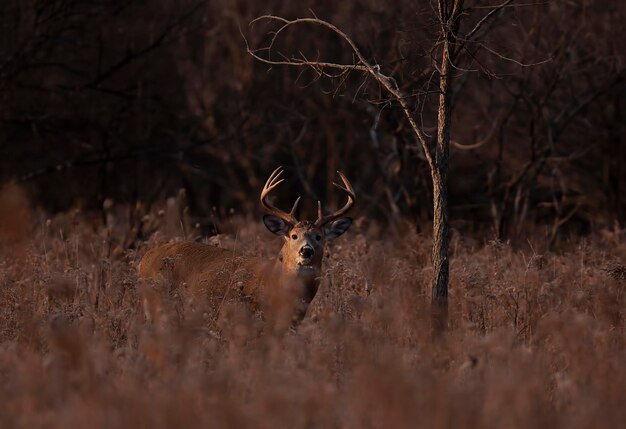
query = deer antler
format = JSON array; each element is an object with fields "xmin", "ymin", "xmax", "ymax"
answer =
[
  {"xmin": 260, "ymin": 166, "xmax": 301, "ymax": 225},
  {"xmin": 315, "ymin": 171, "xmax": 355, "ymax": 227}
]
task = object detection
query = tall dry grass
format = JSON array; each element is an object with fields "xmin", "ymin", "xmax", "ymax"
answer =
[{"xmin": 0, "ymin": 193, "xmax": 624, "ymax": 428}]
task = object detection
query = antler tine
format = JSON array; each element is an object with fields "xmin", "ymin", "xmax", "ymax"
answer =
[
  {"xmin": 290, "ymin": 196, "xmax": 301, "ymax": 217},
  {"xmin": 315, "ymin": 171, "xmax": 356, "ymax": 227},
  {"xmin": 260, "ymin": 166, "xmax": 299, "ymax": 225},
  {"xmin": 264, "ymin": 166, "xmax": 284, "ymax": 191}
]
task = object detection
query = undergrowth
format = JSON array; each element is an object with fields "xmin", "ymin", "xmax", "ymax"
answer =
[{"xmin": 0, "ymin": 194, "xmax": 624, "ymax": 428}]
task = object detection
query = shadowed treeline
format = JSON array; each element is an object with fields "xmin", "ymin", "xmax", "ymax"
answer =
[{"xmin": 1, "ymin": 0, "xmax": 625, "ymax": 242}]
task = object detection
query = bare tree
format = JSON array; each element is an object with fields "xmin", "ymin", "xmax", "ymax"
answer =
[{"xmin": 243, "ymin": 0, "xmax": 540, "ymax": 332}]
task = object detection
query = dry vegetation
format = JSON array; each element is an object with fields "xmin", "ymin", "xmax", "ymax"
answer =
[{"xmin": 0, "ymin": 188, "xmax": 624, "ymax": 428}]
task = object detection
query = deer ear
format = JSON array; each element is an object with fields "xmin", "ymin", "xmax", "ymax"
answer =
[
  {"xmin": 263, "ymin": 215, "xmax": 290, "ymax": 236},
  {"xmin": 325, "ymin": 217, "xmax": 353, "ymax": 240}
]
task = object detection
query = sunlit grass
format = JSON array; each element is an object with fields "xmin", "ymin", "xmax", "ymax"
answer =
[{"xmin": 0, "ymin": 192, "xmax": 624, "ymax": 428}]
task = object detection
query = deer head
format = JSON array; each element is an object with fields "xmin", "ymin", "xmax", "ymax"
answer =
[{"xmin": 260, "ymin": 167, "xmax": 355, "ymax": 284}]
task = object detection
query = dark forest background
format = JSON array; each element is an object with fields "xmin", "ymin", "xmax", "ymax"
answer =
[{"xmin": 1, "ymin": 0, "xmax": 624, "ymax": 243}]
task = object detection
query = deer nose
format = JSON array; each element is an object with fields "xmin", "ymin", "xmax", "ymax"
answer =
[{"xmin": 299, "ymin": 245, "xmax": 314, "ymax": 259}]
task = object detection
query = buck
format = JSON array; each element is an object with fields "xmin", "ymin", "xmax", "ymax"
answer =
[{"xmin": 138, "ymin": 167, "xmax": 355, "ymax": 325}]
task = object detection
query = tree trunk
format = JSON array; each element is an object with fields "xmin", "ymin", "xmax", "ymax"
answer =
[{"xmin": 431, "ymin": 23, "xmax": 454, "ymax": 335}]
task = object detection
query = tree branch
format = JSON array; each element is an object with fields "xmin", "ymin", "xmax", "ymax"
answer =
[{"xmin": 243, "ymin": 15, "xmax": 436, "ymax": 173}]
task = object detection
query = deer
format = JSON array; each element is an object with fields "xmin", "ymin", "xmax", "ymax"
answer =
[{"xmin": 137, "ymin": 167, "xmax": 355, "ymax": 326}]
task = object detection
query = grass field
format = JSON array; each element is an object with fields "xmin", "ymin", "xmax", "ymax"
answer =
[{"xmin": 0, "ymin": 188, "xmax": 624, "ymax": 428}]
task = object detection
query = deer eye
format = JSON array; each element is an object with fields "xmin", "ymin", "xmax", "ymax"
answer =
[
  {"xmin": 291, "ymin": 234, "xmax": 298, "ymax": 240},
  {"xmin": 315, "ymin": 234, "xmax": 322, "ymax": 241}
]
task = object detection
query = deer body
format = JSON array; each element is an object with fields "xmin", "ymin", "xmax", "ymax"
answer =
[
  {"xmin": 138, "ymin": 168, "xmax": 355, "ymax": 324},
  {"xmin": 138, "ymin": 241, "xmax": 273, "ymax": 317}
]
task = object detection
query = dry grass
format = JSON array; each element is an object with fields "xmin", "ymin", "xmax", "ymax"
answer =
[{"xmin": 0, "ymin": 196, "xmax": 624, "ymax": 428}]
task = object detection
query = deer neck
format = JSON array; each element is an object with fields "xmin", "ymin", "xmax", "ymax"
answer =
[{"xmin": 275, "ymin": 255, "xmax": 321, "ymax": 303}]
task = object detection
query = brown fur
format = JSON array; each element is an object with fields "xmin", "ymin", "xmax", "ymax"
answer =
[{"xmin": 138, "ymin": 239, "xmax": 314, "ymax": 325}]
